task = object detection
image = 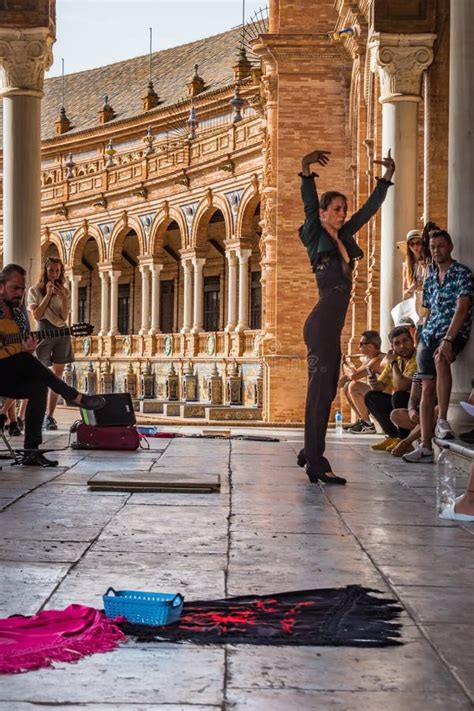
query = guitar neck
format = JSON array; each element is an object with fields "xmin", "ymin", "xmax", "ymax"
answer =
[{"xmin": 3, "ymin": 326, "xmax": 73, "ymax": 346}]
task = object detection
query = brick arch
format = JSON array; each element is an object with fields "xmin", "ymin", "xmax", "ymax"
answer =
[
  {"xmin": 108, "ymin": 215, "xmax": 146, "ymax": 262},
  {"xmin": 41, "ymin": 232, "xmax": 65, "ymax": 263},
  {"xmin": 69, "ymin": 224, "xmax": 105, "ymax": 268},
  {"xmin": 235, "ymin": 186, "xmax": 261, "ymax": 244},
  {"xmin": 149, "ymin": 207, "xmax": 187, "ymax": 256},
  {"xmin": 191, "ymin": 195, "xmax": 233, "ymax": 250}
]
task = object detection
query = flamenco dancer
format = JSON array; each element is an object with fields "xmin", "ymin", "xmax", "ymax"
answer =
[{"xmin": 298, "ymin": 148, "xmax": 395, "ymax": 485}]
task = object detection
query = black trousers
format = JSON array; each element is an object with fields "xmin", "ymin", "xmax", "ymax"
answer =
[
  {"xmin": 0, "ymin": 352, "xmax": 78, "ymax": 450},
  {"xmin": 303, "ymin": 288, "xmax": 351, "ymax": 476},
  {"xmin": 364, "ymin": 390, "xmax": 410, "ymax": 439}
]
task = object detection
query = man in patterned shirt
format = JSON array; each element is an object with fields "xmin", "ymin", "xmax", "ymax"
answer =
[{"xmin": 404, "ymin": 230, "xmax": 473, "ymax": 463}]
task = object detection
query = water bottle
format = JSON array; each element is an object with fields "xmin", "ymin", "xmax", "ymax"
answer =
[
  {"xmin": 436, "ymin": 448, "xmax": 456, "ymax": 516},
  {"xmin": 335, "ymin": 410, "xmax": 343, "ymax": 437}
]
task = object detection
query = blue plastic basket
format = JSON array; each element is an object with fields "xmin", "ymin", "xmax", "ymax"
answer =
[{"xmin": 103, "ymin": 587, "xmax": 184, "ymax": 626}]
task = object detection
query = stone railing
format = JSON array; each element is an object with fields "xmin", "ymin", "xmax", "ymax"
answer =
[{"xmin": 72, "ymin": 329, "xmax": 263, "ymax": 361}]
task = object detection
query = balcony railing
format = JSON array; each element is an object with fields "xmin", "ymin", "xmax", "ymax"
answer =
[
  {"xmin": 72, "ymin": 329, "xmax": 262, "ymax": 361},
  {"xmin": 39, "ymin": 116, "xmax": 263, "ymax": 209}
]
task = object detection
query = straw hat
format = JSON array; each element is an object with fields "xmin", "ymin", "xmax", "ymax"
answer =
[{"xmin": 396, "ymin": 229, "xmax": 422, "ymax": 256}]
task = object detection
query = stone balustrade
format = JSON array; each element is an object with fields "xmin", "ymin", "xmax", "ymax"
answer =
[{"xmin": 72, "ymin": 328, "xmax": 261, "ymax": 361}]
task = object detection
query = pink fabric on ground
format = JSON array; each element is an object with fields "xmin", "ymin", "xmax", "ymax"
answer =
[{"xmin": 0, "ymin": 604, "xmax": 126, "ymax": 674}]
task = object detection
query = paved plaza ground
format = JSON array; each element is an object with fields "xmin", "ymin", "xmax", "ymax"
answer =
[{"xmin": 0, "ymin": 408, "xmax": 473, "ymax": 710}]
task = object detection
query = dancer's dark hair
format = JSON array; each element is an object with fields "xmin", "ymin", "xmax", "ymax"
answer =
[{"xmin": 319, "ymin": 191, "xmax": 347, "ymax": 210}]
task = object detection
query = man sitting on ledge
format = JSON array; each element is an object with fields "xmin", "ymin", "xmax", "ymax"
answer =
[
  {"xmin": 364, "ymin": 326, "xmax": 417, "ymax": 452},
  {"xmin": 0, "ymin": 264, "xmax": 105, "ymax": 467},
  {"xmin": 338, "ymin": 329, "xmax": 386, "ymax": 434}
]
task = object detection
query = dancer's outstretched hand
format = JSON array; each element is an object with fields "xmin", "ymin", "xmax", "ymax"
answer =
[
  {"xmin": 302, "ymin": 150, "xmax": 331, "ymax": 170},
  {"xmin": 373, "ymin": 148, "xmax": 395, "ymax": 180}
]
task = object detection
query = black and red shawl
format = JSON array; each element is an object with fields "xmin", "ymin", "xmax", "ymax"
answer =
[{"xmin": 120, "ymin": 585, "xmax": 403, "ymax": 647}]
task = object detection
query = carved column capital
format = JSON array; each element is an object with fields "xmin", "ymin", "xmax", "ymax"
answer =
[
  {"xmin": 0, "ymin": 27, "xmax": 54, "ymax": 97},
  {"xmin": 369, "ymin": 32, "xmax": 436, "ymax": 103},
  {"xmin": 225, "ymin": 248, "xmax": 238, "ymax": 266}
]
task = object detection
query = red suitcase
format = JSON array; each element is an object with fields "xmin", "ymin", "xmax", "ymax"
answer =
[{"xmin": 74, "ymin": 424, "xmax": 140, "ymax": 451}]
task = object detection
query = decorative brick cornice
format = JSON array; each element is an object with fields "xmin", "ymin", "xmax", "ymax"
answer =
[
  {"xmin": 369, "ymin": 32, "xmax": 436, "ymax": 103},
  {"xmin": 0, "ymin": 27, "xmax": 54, "ymax": 97},
  {"xmin": 251, "ymin": 34, "xmax": 343, "ymax": 67}
]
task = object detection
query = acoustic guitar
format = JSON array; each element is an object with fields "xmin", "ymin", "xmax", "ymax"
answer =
[{"xmin": 0, "ymin": 320, "xmax": 93, "ymax": 360}]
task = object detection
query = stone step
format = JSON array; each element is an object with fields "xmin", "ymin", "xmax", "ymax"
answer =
[
  {"xmin": 138, "ymin": 400, "xmax": 262, "ymax": 422},
  {"xmin": 206, "ymin": 406, "xmax": 262, "ymax": 421}
]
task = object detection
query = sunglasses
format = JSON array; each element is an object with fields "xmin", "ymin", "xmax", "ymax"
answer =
[
  {"xmin": 408, "ymin": 240, "xmax": 422, "ymax": 246},
  {"xmin": 359, "ymin": 341, "xmax": 372, "ymax": 346}
]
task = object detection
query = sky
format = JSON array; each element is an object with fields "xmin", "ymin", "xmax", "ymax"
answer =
[{"xmin": 47, "ymin": 0, "xmax": 265, "ymax": 78}]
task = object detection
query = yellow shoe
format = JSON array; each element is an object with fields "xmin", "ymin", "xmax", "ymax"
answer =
[
  {"xmin": 386, "ymin": 438, "xmax": 402, "ymax": 452},
  {"xmin": 371, "ymin": 437, "xmax": 399, "ymax": 451}
]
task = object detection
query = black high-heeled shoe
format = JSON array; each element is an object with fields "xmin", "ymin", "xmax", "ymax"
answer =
[
  {"xmin": 305, "ymin": 466, "xmax": 319, "ymax": 483},
  {"xmin": 297, "ymin": 448, "xmax": 306, "ymax": 468},
  {"xmin": 318, "ymin": 471, "xmax": 347, "ymax": 486}
]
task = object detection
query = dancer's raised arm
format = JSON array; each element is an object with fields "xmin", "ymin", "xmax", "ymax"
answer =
[
  {"xmin": 345, "ymin": 149, "xmax": 395, "ymax": 235},
  {"xmin": 301, "ymin": 149, "xmax": 331, "ymax": 177},
  {"xmin": 299, "ymin": 150, "xmax": 331, "ymax": 247}
]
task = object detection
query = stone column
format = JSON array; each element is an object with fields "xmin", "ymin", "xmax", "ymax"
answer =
[
  {"xmin": 0, "ymin": 25, "xmax": 55, "ymax": 286},
  {"xmin": 149, "ymin": 263, "xmax": 163, "ymax": 335},
  {"xmin": 369, "ymin": 33, "xmax": 435, "ymax": 344},
  {"xmin": 98, "ymin": 269, "xmax": 110, "ymax": 337},
  {"xmin": 236, "ymin": 249, "xmax": 252, "ymax": 332},
  {"xmin": 139, "ymin": 264, "xmax": 150, "ymax": 335},
  {"xmin": 69, "ymin": 272, "xmax": 81, "ymax": 324},
  {"xmin": 191, "ymin": 257, "xmax": 206, "ymax": 334},
  {"xmin": 180, "ymin": 258, "xmax": 193, "ymax": 334},
  {"xmin": 108, "ymin": 270, "xmax": 121, "ymax": 336},
  {"xmin": 225, "ymin": 250, "xmax": 238, "ymax": 332},
  {"xmin": 448, "ymin": 0, "xmax": 474, "ymax": 420}
]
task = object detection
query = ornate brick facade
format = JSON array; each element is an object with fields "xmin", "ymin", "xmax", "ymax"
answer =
[{"xmin": 0, "ymin": 0, "xmax": 449, "ymax": 424}]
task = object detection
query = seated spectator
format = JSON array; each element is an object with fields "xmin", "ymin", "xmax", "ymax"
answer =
[
  {"xmin": 338, "ymin": 330, "xmax": 385, "ymax": 433},
  {"xmin": 404, "ymin": 229, "xmax": 473, "ymax": 463},
  {"xmin": 364, "ymin": 326, "xmax": 417, "ymax": 452},
  {"xmin": 396, "ymin": 316, "xmax": 417, "ymax": 344},
  {"xmin": 389, "ymin": 375, "xmax": 421, "ymax": 457},
  {"xmin": 389, "ymin": 377, "xmax": 439, "ymax": 457}
]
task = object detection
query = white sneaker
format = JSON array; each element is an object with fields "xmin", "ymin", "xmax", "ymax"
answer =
[
  {"xmin": 402, "ymin": 444, "xmax": 435, "ymax": 463},
  {"xmin": 434, "ymin": 418, "xmax": 455, "ymax": 440}
]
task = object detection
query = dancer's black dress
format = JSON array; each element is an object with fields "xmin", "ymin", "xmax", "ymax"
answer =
[{"xmin": 299, "ymin": 173, "xmax": 393, "ymax": 478}]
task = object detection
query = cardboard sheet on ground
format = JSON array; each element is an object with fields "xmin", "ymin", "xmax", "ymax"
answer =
[{"xmin": 87, "ymin": 470, "xmax": 221, "ymax": 493}]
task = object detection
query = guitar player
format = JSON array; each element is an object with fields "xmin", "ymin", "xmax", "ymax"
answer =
[{"xmin": 0, "ymin": 264, "xmax": 105, "ymax": 467}]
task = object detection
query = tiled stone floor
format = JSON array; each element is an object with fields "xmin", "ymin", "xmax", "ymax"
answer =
[{"xmin": 0, "ymin": 409, "xmax": 473, "ymax": 710}]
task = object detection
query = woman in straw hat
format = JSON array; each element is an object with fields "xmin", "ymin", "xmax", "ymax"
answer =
[{"xmin": 398, "ymin": 223, "xmax": 436, "ymax": 327}]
